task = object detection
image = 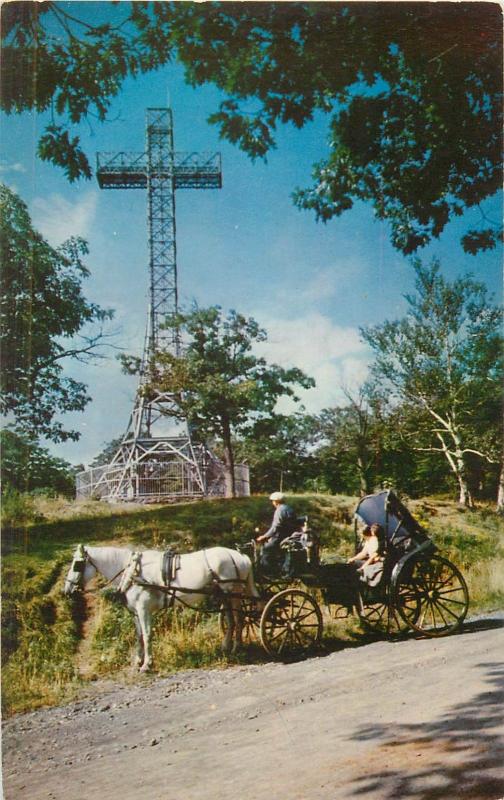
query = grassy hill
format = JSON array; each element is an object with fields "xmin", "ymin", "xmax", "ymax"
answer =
[{"xmin": 2, "ymin": 493, "xmax": 504, "ymax": 716}]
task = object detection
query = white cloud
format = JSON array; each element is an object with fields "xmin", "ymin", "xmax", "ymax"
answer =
[
  {"xmin": 299, "ymin": 267, "xmax": 340, "ymax": 304},
  {"xmin": 258, "ymin": 313, "xmax": 366, "ymax": 368},
  {"xmin": 339, "ymin": 356, "xmax": 370, "ymax": 392},
  {"xmin": 31, "ymin": 191, "xmax": 98, "ymax": 246},
  {"xmin": 0, "ymin": 161, "xmax": 27, "ymax": 174},
  {"xmin": 255, "ymin": 312, "xmax": 370, "ymax": 413},
  {"xmin": 298, "ymin": 261, "xmax": 366, "ymax": 306}
]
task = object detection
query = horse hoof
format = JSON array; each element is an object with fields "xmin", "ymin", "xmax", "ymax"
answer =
[{"xmin": 139, "ymin": 664, "xmax": 151, "ymax": 673}]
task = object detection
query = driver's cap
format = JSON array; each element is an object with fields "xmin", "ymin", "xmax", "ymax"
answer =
[{"xmin": 269, "ymin": 491, "xmax": 284, "ymax": 502}]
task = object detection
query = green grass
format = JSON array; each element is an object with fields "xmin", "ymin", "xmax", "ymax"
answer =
[{"xmin": 2, "ymin": 493, "xmax": 503, "ymax": 716}]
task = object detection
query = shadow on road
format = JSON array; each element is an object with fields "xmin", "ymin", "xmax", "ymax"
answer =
[
  {"xmin": 240, "ymin": 613, "xmax": 504, "ymax": 666},
  {"xmin": 315, "ymin": 613, "xmax": 504, "ymax": 662},
  {"xmin": 458, "ymin": 616, "xmax": 504, "ymax": 634},
  {"xmin": 348, "ymin": 660, "xmax": 504, "ymax": 800}
]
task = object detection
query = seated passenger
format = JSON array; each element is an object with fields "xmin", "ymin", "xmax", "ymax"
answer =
[{"xmin": 348, "ymin": 523, "xmax": 385, "ymax": 585}]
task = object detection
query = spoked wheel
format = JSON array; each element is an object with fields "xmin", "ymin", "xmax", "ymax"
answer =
[
  {"xmin": 357, "ymin": 583, "xmax": 409, "ymax": 636},
  {"xmin": 219, "ymin": 599, "xmax": 260, "ymax": 643},
  {"xmin": 394, "ymin": 555, "xmax": 469, "ymax": 637},
  {"xmin": 259, "ymin": 589, "xmax": 323, "ymax": 660}
]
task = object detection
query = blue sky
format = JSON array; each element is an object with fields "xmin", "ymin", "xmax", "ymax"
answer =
[{"xmin": 1, "ymin": 2, "xmax": 502, "ymax": 468}]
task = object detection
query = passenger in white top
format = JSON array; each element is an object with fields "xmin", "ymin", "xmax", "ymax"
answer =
[{"xmin": 348, "ymin": 523, "xmax": 384, "ymax": 571}]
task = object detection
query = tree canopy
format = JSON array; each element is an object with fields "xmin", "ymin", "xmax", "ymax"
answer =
[
  {"xmin": 122, "ymin": 306, "xmax": 314, "ymax": 495},
  {"xmin": 1, "ymin": 429, "xmax": 76, "ymax": 496},
  {"xmin": 313, "ymin": 388, "xmax": 385, "ymax": 496},
  {"xmin": 0, "ymin": 184, "xmax": 114, "ymax": 442},
  {"xmin": 2, "ymin": 2, "xmax": 502, "ymax": 253},
  {"xmin": 234, "ymin": 412, "xmax": 319, "ymax": 493}
]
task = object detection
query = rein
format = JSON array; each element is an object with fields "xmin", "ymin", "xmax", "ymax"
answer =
[{"xmin": 83, "ymin": 566, "xmax": 127, "ymax": 594}]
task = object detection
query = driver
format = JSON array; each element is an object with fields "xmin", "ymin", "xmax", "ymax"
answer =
[{"xmin": 256, "ymin": 491, "xmax": 298, "ymax": 573}]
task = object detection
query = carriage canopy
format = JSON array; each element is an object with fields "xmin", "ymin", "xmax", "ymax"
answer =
[{"xmin": 354, "ymin": 490, "xmax": 429, "ymax": 548}]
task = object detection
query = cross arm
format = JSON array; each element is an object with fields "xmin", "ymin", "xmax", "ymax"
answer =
[{"xmin": 96, "ymin": 151, "xmax": 222, "ymax": 189}]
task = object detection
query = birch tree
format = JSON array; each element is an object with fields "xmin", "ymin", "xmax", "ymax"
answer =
[{"xmin": 361, "ymin": 259, "xmax": 502, "ymax": 507}]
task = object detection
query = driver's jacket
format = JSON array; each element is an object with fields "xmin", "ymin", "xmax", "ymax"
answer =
[{"xmin": 263, "ymin": 503, "xmax": 298, "ymax": 548}]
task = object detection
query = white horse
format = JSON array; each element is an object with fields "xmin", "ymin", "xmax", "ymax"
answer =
[{"xmin": 63, "ymin": 543, "xmax": 259, "ymax": 672}]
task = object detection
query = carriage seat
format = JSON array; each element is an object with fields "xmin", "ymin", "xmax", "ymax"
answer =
[
  {"xmin": 281, "ymin": 524, "xmax": 320, "ymax": 570},
  {"xmin": 281, "ymin": 530, "xmax": 315, "ymax": 549}
]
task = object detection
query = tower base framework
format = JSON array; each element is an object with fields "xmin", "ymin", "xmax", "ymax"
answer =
[{"xmin": 75, "ymin": 444, "xmax": 249, "ymax": 503}]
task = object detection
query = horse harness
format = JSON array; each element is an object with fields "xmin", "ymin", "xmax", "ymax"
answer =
[
  {"xmin": 121, "ymin": 548, "xmax": 246, "ymax": 610},
  {"xmin": 70, "ymin": 546, "xmax": 247, "ymax": 611}
]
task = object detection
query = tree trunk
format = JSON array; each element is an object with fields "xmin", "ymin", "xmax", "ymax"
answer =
[
  {"xmin": 357, "ymin": 453, "xmax": 369, "ymax": 496},
  {"xmin": 453, "ymin": 434, "xmax": 473, "ymax": 509},
  {"xmin": 456, "ymin": 473, "xmax": 473, "ymax": 508},
  {"xmin": 436, "ymin": 430, "xmax": 473, "ymax": 508},
  {"xmin": 221, "ymin": 417, "xmax": 236, "ymax": 498},
  {"xmin": 497, "ymin": 462, "xmax": 504, "ymax": 514}
]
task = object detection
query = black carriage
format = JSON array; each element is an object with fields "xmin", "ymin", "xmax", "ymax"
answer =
[{"xmin": 234, "ymin": 490, "xmax": 469, "ymax": 659}]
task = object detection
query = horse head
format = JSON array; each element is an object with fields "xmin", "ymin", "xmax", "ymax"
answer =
[{"xmin": 63, "ymin": 544, "xmax": 96, "ymax": 596}]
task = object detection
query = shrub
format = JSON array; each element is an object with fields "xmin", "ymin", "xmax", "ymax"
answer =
[{"xmin": 1, "ymin": 488, "xmax": 37, "ymax": 529}]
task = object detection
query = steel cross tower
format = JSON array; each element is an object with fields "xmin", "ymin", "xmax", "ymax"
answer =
[{"xmin": 90, "ymin": 108, "xmax": 224, "ymax": 501}]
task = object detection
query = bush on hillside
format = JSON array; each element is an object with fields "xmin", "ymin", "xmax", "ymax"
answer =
[{"xmin": 1, "ymin": 487, "xmax": 38, "ymax": 529}]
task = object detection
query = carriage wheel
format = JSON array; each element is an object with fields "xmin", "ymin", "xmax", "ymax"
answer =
[
  {"xmin": 394, "ymin": 555, "xmax": 469, "ymax": 637},
  {"xmin": 261, "ymin": 578, "xmax": 296, "ymax": 597},
  {"xmin": 259, "ymin": 589, "xmax": 323, "ymax": 659},
  {"xmin": 259, "ymin": 578, "xmax": 285, "ymax": 595},
  {"xmin": 219, "ymin": 598, "xmax": 259, "ymax": 643},
  {"xmin": 357, "ymin": 583, "xmax": 410, "ymax": 636}
]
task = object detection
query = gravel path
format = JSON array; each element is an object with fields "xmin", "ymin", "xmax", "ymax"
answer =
[{"xmin": 3, "ymin": 613, "xmax": 504, "ymax": 800}]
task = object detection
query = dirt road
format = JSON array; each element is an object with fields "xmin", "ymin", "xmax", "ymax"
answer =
[{"xmin": 3, "ymin": 613, "xmax": 504, "ymax": 800}]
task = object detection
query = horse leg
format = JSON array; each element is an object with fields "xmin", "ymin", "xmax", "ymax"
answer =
[
  {"xmin": 139, "ymin": 618, "xmax": 153, "ymax": 672},
  {"xmin": 133, "ymin": 614, "xmax": 145, "ymax": 669},
  {"xmin": 231, "ymin": 596, "xmax": 244, "ymax": 654},
  {"xmin": 136, "ymin": 600, "xmax": 153, "ymax": 672},
  {"xmin": 221, "ymin": 598, "xmax": 234, "ymax": 655}
]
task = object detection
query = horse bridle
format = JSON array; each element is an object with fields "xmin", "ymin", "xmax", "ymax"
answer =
[
  {"xmin": 66, "ymin": 548, "xmax": 127, "ymax": 594},
  {"xmin": 66, "ymin": 548, "xmax": 93, "ymax": 591}
]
